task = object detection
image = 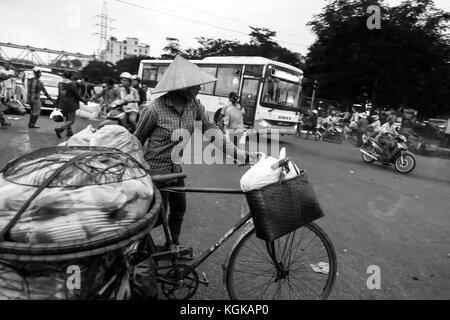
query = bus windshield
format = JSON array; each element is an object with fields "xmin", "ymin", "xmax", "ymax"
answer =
[{"xmin": 261, "ymin": 77, "xmax": 302, "ymax": 110}]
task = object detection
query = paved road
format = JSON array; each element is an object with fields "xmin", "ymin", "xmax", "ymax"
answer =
[{"xmin": 1, "ymin": 114, "xmax": 449, "ymax": 300}]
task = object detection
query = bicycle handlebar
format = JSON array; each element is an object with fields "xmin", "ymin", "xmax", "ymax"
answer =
[
  {"xmin": 151, "ymin": 173, "xmax": 187, "ymax": 187},
  {"xmin": 271, "ymin": 157, "xmax": 291, "ymax": 171}
]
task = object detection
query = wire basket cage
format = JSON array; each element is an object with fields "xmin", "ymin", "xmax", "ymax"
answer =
[{"xmin": 0, "ymin": 146, "xmax": 161, "ymax": 258}]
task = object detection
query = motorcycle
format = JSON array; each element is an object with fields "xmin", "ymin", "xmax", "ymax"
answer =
[
  {"xmin": 99, "ymin": 99, "xmax": 132, "ymax": 131},
  {"xmin": 359, "ymin": 131, "xmax": 416, "ymax": 174},
  {"xmin": 321, "ymin": 124, "xmax": 344, "ymax": 144}
]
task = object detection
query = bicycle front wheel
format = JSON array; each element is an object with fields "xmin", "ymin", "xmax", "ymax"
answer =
[{"xmin": 226, "ymin": 223, "xmax": 337, "ymax": 300}]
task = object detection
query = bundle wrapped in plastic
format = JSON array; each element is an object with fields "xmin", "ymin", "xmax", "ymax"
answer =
[
  {"xmin": 0, "ymin": 147, "xmax": 155, "ymax": 244},
  {"xmin": 59, "ymin": 125, "xmax": 149, "ymax": 169},
  {"xmin": 0, "ymin": 147, "xmax": 159, "ymax": 300}
]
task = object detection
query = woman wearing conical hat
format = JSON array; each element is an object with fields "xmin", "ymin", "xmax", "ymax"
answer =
[{"xmin": 134, "ymin": 55, "xmax": 256, "ymax": 247}]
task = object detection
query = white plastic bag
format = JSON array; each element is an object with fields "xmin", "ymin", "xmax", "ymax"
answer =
[
  {"xmin": 89, "ymin": 125, "xmax": 149, "ymax": 169},
  {"xmin": 240, "ymin": 155, "xmax": 281, "ymax": 192},
  {"xmin": 49, "ymin": 108, "xmax": 63, "ymax": 119}
]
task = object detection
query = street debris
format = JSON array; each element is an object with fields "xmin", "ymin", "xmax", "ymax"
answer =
[{"xmin": 310, "ymin": 262, "xmax": 329, "ymax": 275}]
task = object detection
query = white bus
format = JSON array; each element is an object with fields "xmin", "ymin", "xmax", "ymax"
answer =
[{"xmin": 138, "ymin": 56, "xmax": 303, "ymax": 136}]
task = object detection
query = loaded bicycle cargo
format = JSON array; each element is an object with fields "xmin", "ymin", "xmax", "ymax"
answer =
[{"xmin": 0, "ymin": 146, "xmax": 161, "ymax": 300}]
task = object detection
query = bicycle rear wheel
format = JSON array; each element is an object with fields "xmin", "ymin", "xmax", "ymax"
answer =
[{"xmin": 226, "ymin": 223, "xmax": 337, "ymax": 300}]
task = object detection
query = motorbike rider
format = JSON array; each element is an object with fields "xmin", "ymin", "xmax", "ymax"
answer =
[
  {"xmin": 131, "ymin": 75, "xmax": 147, "ymax": 111},
  {"xmin": 323, "ymin": 111, "xmax": 338, "ymax": 132},
  {"xmin": 376, "ymin": 115, "xmax": 397, "ymax": 164},
  {"xmin": 304, "ymin": 109, "xmax": 318, "ymax": 136},
  {"xmin": 91, "ymin": 78, "xmax": 120, "ymax": 116},
  {"xmin": 119, "ymin": 72, "xmax": 140, "ymax": 132}
]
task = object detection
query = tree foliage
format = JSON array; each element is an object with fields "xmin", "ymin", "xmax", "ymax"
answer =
[
  {"xmin": 161, "ymin": 37, "xmax": 183, "ymax": 59},
  {"xmin": 116, "ymin": 55, "xmax": 154, "ymax": 75},
  {"xmin": 80, "ymin": 60, "xmax": 118, "ymax": 83},
  {"xmin": 306, "ymin": 0, "xmax": 450, "ymax": 116},
  {"xmin": 181, "ymin": 28, "xmax": 305, "ymax": 69}
]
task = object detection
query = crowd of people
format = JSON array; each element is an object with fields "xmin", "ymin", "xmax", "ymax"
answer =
[
  {"xmin": 0, "ymin": 63, "xmax": 24, "ymax": 128},
  {"xmin": 299, "ymin": 106, "xmax": 401, "ymax": 164}
]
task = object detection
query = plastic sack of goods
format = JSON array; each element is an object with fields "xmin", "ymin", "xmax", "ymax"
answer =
[
  {"xmin": 59, "ymin": 125, "xmax": 149, "ymax": 170},
  {"xmin": 0, "ymin": 175, "xmax": 153, "ymax": 243},
  {"xmin": 240, "ymin": 148, "xmax": 298, "ymax": 192},
  {"xmin": 0, "ymin": 127, "xmax": 154, "ymax": 244}
]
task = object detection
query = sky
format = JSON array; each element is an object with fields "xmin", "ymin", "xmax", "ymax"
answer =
[{"xmin": 0, "ymin": 0, "xmax": 449, "ymax": 61}]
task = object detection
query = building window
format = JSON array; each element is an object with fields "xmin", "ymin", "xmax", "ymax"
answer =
[{"xmin": 135, "ymin": 41, "xmax": 138, "ymax": 45}]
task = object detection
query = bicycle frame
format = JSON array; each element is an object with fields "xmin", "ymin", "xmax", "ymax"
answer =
[{"xmin": 157, "ymin": 186, "xmax": 253, "ymax": 271}]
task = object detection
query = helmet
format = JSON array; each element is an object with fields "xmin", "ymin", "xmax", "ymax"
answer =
[
  {"xmin": 312, "ymin": 110, "xmax": 318, "ymax": 115},
  {"xmin": 32, "ymin": 67, "xmax": 42, "ymax": 74},
  {"xmin": 131, "ymin": 74, "xmax": 141, "ymax": 81},
  {"xmin": 120, "ymin": 72, "xmax": 132, "ymax": 80}
]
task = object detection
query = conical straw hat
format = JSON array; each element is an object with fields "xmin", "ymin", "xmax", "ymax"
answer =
[{"xmin": 152, "ymin": 55, "xmax": 217, "ymax": 94}]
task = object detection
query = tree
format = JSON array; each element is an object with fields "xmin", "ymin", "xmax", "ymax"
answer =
[
  {"xmin": 80, "ymin": 60, "xmax": 118, "ymax": 83},
  {"xmin": 306, "ymin": 0, "xmax": 450, "ymax": 116},
  {"xmin": 116, "ymin": 55, "xmax": 154, "ymax": 75},
  {"xmin": 161, "ymin": 37, "xmax": 182, "ymax": 59},
  {"xmin": 179, "ymin": 28, "xmax": 305, "ymax": 68},
  {"xmin": 184, "ymin": 37, "xmax": 242, "ymax": 59}
]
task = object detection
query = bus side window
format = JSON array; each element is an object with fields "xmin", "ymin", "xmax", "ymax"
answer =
[
  {"xmin": 198, "ymin": 66, "xmax": 217, "ymax": 95},
  {"xmin": 215, "ymin": 66, "xmax": 241, "ymax": 97}
]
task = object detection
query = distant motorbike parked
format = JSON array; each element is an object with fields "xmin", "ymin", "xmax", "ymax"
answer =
[{"xmin": 359, "ymin": 131, "xmax": 416, "ymax": 174}]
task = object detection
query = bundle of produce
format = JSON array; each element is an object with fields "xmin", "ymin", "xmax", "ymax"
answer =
[
  {"xmin": 59, "ymin": 125, "xmax": 149, "ymax": 169},
  {"xmin": 0, "ymin": 147, "xmax": 161, "ymax": 300},
  {"xmin": 0, "ymin": 147, "xmax": 155, "ymax": 244}
]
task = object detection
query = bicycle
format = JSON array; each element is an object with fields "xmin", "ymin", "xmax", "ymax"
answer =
[{"xmin": 140, "ymin": 157, "xmax": 338, "ymax": 300}]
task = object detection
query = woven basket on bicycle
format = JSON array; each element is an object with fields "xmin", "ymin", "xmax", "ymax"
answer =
[
  {"xmin": 0, "ymin": 146, "xmax": 161, "ymax": 300},
  {"xmin": 245, "ymin": 170, "xmax": 324, "ymax": 242}
]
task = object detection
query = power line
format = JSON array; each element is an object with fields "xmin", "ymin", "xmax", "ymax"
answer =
[
  {"xmin": 155, "ymin": 0, "xmax": 313, "ymax": 42},
  {"xmin": 115, "ymin": 0, "xmax": 311, "ymax": 49}
]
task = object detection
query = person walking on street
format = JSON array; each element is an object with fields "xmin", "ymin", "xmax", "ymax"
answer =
[
  {"xmin": 223, "ymin": 92, "xmax": 245, "ymax": 147},
  {"xmin": 54, "ymin": 72, "xmax": 87, "ymax": 138},
  {"xmin": 27, "ymin": 67, "xmax": 55, "ymax": 128},
  {"xmin": 134, "ymin": 55, "xmax": 256, "ymax": 248}
]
